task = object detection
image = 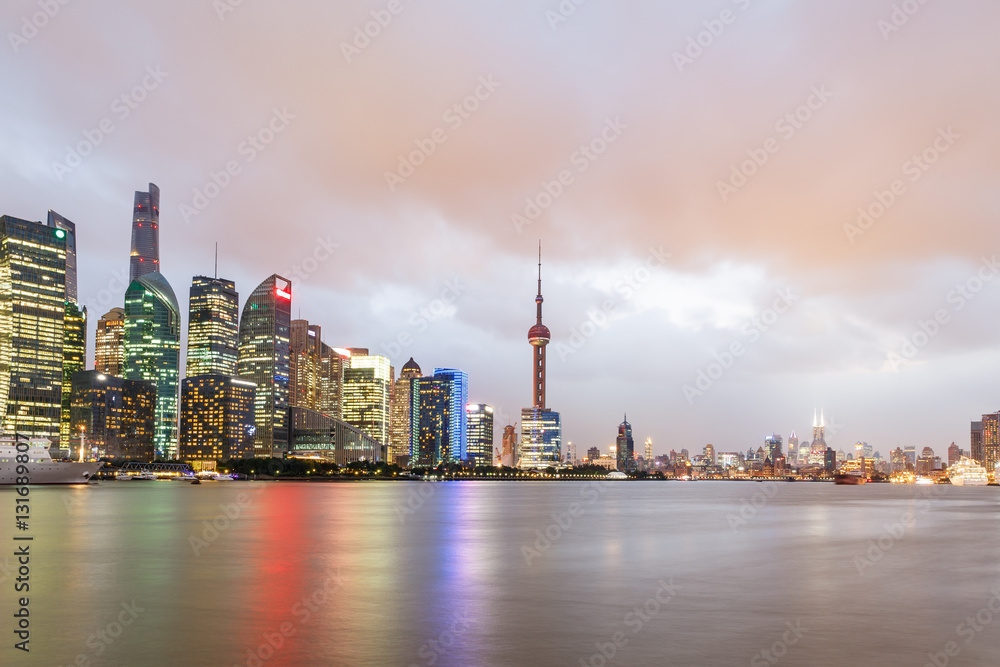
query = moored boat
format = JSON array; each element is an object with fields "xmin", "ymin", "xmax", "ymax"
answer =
[
  {"xmin": 949, "ymin": 457, "xmax": 988, "ymax": 486},
  {"xmin": 834, "ymin": 472, "xmax": 866, "ymax": 485},
  {"xmin": 0, "ymin": 437, "xmax": 102, "ymax": 485}
]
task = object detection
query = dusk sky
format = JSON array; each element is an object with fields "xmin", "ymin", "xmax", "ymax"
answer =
[{"xmin": 3, "ymin": 0, "xmax": 998, "ymax": 459}]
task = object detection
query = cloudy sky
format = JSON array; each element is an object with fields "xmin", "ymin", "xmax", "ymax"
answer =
[{"xmin": 2, "ymin": 0, "xmax": 998, "ymax": 459}]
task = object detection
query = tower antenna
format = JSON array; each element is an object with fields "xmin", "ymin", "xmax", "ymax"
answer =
[{"xmin": 214, "ymin": 241, "xmax": 218, "ymax": 279}]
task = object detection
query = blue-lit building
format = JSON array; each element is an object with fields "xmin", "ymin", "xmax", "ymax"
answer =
[
  {"xmin": 520, "ymin": 407, "xmax": 561, "ymax": 469},
  {"xmin": 433, "ymin": 368, "xmax": 467, "ymax": 462},
  {"xmin": 410, "ymin": 376, "xmax": 450, "ymax": 467}
]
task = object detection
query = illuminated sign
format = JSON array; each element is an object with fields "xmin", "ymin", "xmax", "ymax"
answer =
[{"xmin": 275, "ymin": 288, "xmax": 291, "ymax": 300}]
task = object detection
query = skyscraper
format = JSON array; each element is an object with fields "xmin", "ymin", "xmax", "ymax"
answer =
[
  {"xmin": 0, "ymin": 215, "xmax": 67, "ymax": 439},
  {"xmin": 341, "ymin": 353, "xmax": 392, "ymax": 457},
  {"xmin": 237, "ymin": 275, "xmax": 292, "ymax": 457},
  {"xmin": 643, "ymin": 438, "xmax": 652, "ymax": 467},
  {"xmin": 389, "ymin": 357, "xmax": 421, "ymax": 465},
  {"xmin": 807, "ymin": 409, "xmax": 827, "ymax": 465},
  {"xmin": 47, "ymin": 210, "xmax": 77, "ymax": 303},
  {"xmin": 434, "ymin": 368, "xmax": 468, "ymax": 461},
  {"xmin": 289, "ymin": 319, "xmax": 323, "ymax": 411},
  {"xmin": 971, "ymin": 421, "xmax": 984, "ymax": 467},
  {"xmin": 500, "ymin": 424, "xmax": 517, "ymax": 467},
  {"xmin": 70, "ymin": 370, "xmax": 155, "ymax": 461},
  {"xmin": 616, "ymin": 416, "xmax": 635, "ymax": 472},
  {"xmin": 410, "ymin": 375, "xmax": 450, "ymax": 467},
  {"xmin": 979, "ymin": 412, "xmax": 1000, "ymax": 475},
  {"xmin": 95, "ymin": 307, "xmax": 126, "ymax": 376},
  {"xmin": 129, "ymin": 183, "xmax": 160, "ymax": 282},
  {"xmin": 466, "ymin": 404, "xmax": 494, "ymax": 466},
  {"xmin": 124, "ymin": 272, "xmax": 181, "ymax": 458},
  {"xmin": 787, "ymin": 431, "xmax": 799, "ymax": 465},
  {"xmin": 765, "ymin": 434, "xmax": 783, "ymax": 462},
  {"xmin": 187, "ymin": 276, "xmax": 239, "ymax": 377},
  {"xmin": 179, "ymin": 375, "xmax": 256, "ymax": 461},
  {"xmin": 61, "ymin": 301, "xmax": 86, "ymax": 448},
  {"xmin": 520, "ymin": 246, "xmax": 562, "ymax": 470}
]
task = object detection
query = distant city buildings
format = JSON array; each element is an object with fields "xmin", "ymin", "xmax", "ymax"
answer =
[
  {"xmin": 466, "ymin": 404, "xmax": 494, "ymax": 467},
  {"xmin": 616, "ymin": 416, "xmax": 634, "ymax": 472}
]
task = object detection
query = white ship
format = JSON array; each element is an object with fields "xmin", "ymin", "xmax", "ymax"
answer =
[
  {"xmin": 0, "ymin": 438, "xmax": 103, "ymax": 485},
  {"xmin": 949, "ymin": 456, "xmax": 988, "ymax": 487}
]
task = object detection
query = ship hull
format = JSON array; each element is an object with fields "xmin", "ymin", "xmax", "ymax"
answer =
[{"xmin": 0, "ymin": 461, "xmax": 103, "ymax": 485}]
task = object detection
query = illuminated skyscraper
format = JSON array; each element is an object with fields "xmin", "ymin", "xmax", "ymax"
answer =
[
  {"xmin": 787, "ymin": 431, "xmax": 799, "ymax": 466},
  {"xmin": 237, "ymin": 275, "xmax": 292, "ymax": 457},
  {"xmin": 500, "ymin": 424, "xmax": 517, "ymax": 467},
  {"xmin": 95, "ymin": 307, "xmax": 126, "ymax": 376},
  {"xmin": 807, "ymin": 409, "xmax": 827, "ymax": 465},
  {"xmin": 289, "ymin": 319, "xmax": 326, "ymax": 412},
  {"xmin": 466, "ymin": 404, "xmax": 494, "ymax": 466},
  {"xmin": 520, "ymin": 246, "xmax": 562, "ymax": 470},
  {"xmin": 124, "ymin": 272, "xmax": 181, "ymax": 458},
  {"xmin": 979, "ymin": 412, "xmax": 1000, "ymax": 475},
  {"xmin": 434, "ymin": 368, "xmax": 468, "ymax": 461},
  {"xmin": 0, "ymin": 215, "xmax": 67, "ymax": 439},
  {"xmin": 389, "ymin": 357, "xmax": 421, "ymax": 465},
  {"xmin": 61, "ymin": 301, "xmax": 86, "ymax": 448},
  {"xmin": 971, "ymin": 421, "xmax": 984, "ymax": 466},
  {"xmin": 410, "ymin": 375, "xmax": 449, "ymax": 467},
  {"xmin": 765, "ymin": 434, "xmax": 783, "ymax": 462},
  {"xmin": 47, "ymin": 210, "xmax": 77, "ymax": 303},
  {"xmin": 179, "ymin": 375, "xmax": 256, "ymax": 461},
  {"xmin": 341, "ymin": 353, "xmax": 391, "ymax": 458},
  {"xmin": 129, "ymin": 183, "xmax": 160, "ymax": 282},
  {"xmin": 187, "ymin": 276, "xmax": 239, "ymax": 377},
  {"xmin": 70, "ymin": 370, "xmax": 155, "ymax": 461},
  {"xmin": 616, "ymin": 416, "xmax": 635, "ymax": 472},
  {"xmin": 318, "ymin": 343, "xmax": 348, "ymax": 419}
]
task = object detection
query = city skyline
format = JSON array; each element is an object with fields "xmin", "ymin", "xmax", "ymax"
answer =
[{"xmin": 3, "ymin": 2, "xmax": 998, "ymax": 457}]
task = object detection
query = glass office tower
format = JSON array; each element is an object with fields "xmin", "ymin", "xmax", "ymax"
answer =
[
  {"xmin": 187, "ymin": 276, "xmax": 239, "ymax": 377},
  {"xmin": 129, "ymin": 183, "xmax": 160, "ymax": 282}
]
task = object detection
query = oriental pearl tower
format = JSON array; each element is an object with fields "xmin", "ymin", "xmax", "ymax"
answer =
[{"xmin": 528, "ymin": 243, "xmax": 550, "ymax": 410}]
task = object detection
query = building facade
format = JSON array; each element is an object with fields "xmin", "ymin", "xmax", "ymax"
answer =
[
  {"xmin": 433, "ymin": 368, "xmax": 468, "ymax": 462},
  {"xmin": 129, "ymin": 183, "xmax": 160, "ymax": 282},
  {"xmin": 124, "ymin": 272, "xmax": 181, "ymax": 458},
  {"xmin": 61, "ymin": 301, "xmax": 86, "ymax": 448},
  {"xmin": 288, "ymin": 406, "xmax": 382, "ymax": 465},
  {"xmin": 0, "ymin": 215, "xmax": 67, "ymax": 439},
  {"xmin": 342, "ymin": 353, "xmax": 392, "ymax": 455},
  {"xmin": 466, "ymin": 404, "xmax": 494, "ymax": 466},
  {"xmin": 616, "ymin": 416, "xmax": 635, "ymax": 472},
  {"xmin": 979, "ymin": 413, "xmax": 1000, "ymax": 475},
  {"xmin": 95, "ymin": 307, "xmax": 126, "ymax": 376},
  {"xmin": 389, "ymin": 357, "xmax": 421, "ymax": 466},
  {"xmin": 179, "ymin": 375, "xmax": 256, "ymax": 461},
  {"xmin": 237, "ymin": 274, "xmax": 292, "ymax": 457},
  {"xmin": 411, "ymin": 375, "xmax": 450, "ymax": 467},
  {"xmin": 70, "ymin": 370, "xmax": 155, "ymax": 461},
  {"xmin": 187, "ymin": 276, "xmax": 239, "ymax": 377}
]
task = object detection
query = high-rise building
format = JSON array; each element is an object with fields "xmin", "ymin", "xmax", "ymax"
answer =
[
  {"xmin": 129, "ymin": 183, "xmax": 160, "ymax": 282},
  {"xmin": 47, "ymin": 210, "xmax": 77, "ymax": 303},
  {"xmin": 520, "ymin": 246, "xmax": 562, "ymax": 470},
  {"xmin": 500, "ymin": 424, "xmax": 518, "ymax": 467},
  {"xmin": 704, "ymin": 443, "xmax": 716, "ymax": 465},
  {"xmin": 434, "ymin": 368, "xmax": 468, "ymax": 462},
  {"xmin": 289, "ymin": 319, "xmax": 324, "ymax": 411},
  {"xmin": 764, "ymin": 434, "xmax": 782, "ymax": 462},
  {"xmin": 587, "ymin": 446, "xmax": 600, "ymax": 462},
  {"xmin": 903, "ymin": 445, "xmax": 917, "ymax": 467},
  {"xmin": 187, "ymin": 276, "xmax": 239, "ymax": 377},
  {"xmin": 466, "ymin": 404, "xmax": 494, "ymax": 467},
  {"xmin": 70, "ymin": 370, "xmax": 155, "ymax": 461},
  {"xmin": 61, "ymin": 301, "xmax": 86, "ymax": 448},
  {"xmin": 95, "ymin": 307, "xmax": 126, "ymax": 376},
  {"xmin": 179, "ymin": 375, "xmax": 256, "ymax": 461},
  {"xmin": 124, "ymin": 272, "xmax": 181, "ymax": 458},
  {"xmin": 342, "ymin": 353, "xmax": 391, "ymax": 457},
  {"xmin": 787, "ymin": 431, "xmax": 799, "ymax": 466},
  {"xmin": 289, "ymin": 406, "xmax": 383, "ymax": 465},
  {"xmin": 971, "ymin": 421, "xmax": 984, "ymax": 467},
  {"xmin": 643, "ymin": 438, "xmax": 652, "ymax": 467},
  {"xmin": 318, "ymin": 344, "xmax": 348, "ymax": 420},
  {"xmin": 890, "ymin": 447, "xmax": 908, "ymax": 473},
  {"xmin": 410, "ymin": 375, "xmax": 450, "ymax": 467},
  {"xmin": 616, "ymin": 416, "xmax": 635, "ymax": 472},
  {"xmin": 979, "ymin": 413, "xmax": 1000, "ymax": 475},
  {"xmin": 807, "ymin": 409, "xmax": 827, "ymax": 465},
  {"xmin": 947, "ymin": 442, "xmax": 961, "ymax": 467},
  {"xmin": 389, "ymin": 357, "xmax": 422, "ymax": 466},
  {"xmin": 0, "ymin": 215, "xmax": 67, "ymax": 439},
  {"xmin": 237, "ymin": 275, "xmax": 292, "ymax": 458}
]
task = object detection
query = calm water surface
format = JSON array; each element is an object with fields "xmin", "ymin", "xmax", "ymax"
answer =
[{"xmin": 3, "ymin": 480, "xmax": 1000, "ymax": 666}]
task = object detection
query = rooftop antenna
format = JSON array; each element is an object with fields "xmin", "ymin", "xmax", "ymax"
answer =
[{"xmin": 214, "ymin": 242, "xmax": 218, "ymax": 279}]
